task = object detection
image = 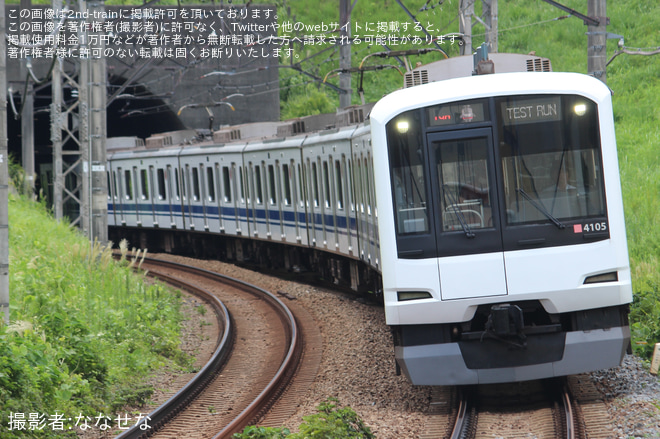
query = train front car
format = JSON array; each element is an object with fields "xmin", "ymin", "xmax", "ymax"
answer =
[{"xmin": 370, "ymin": 72, "xmax": 633, "ymax": 385}]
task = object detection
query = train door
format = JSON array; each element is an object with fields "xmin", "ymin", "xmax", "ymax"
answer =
[
  {"xmin": 166, "ymin": 165, "xmax": 180, "ymax": 228},
  {"xmin": 116, "ymin": 168, "xmax": 126, "ymax": 225},
  {"xmin": 274, "ymin": 161, "xmax": 285, "ymax": 239},
  {"xmin": 322, "ymin": 158, "xmax": 336, "ymax": 250},
  {"xmin": 266, "ymin": 163, "xmax": 279, "ymax": 239},
  {"xmin": 297, "ymin": 163, "xmax": 310, "ymax": 245},
  {"xmin": 426, "ymin": 128, "xmax": 507, "ymax": 300},
  {"xmin": 213, "ymin": 164, "xmax": 225, "ymax": 233},
  {"xmin": 229, "ymin": 163, "xmax": 244, "ymax": 235}
]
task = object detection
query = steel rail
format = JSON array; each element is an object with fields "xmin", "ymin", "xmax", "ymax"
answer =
[
  {"xmin": 115, "ymin": 261, "xmax": 232, "ymax": 439},
  {"xmin": 449, "ymin": 388, "xmax": 471, "ymax": 439},
  {"xmin": 114, "ymin": 256, "xmax": 301, "ymax": 439},
  {"xmin": 561, "ymin": 385, "xmax": 576, "ymax": 439}
]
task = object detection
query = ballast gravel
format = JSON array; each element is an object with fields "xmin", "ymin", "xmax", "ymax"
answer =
[{"xmin": 149, "ymin": 255, "xmax": 660, "ymax": 438}]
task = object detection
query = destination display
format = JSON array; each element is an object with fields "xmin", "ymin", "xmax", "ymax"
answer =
[
  {"xmin": 501, "ymin": 96, "xmax": 562, "ymax": 125},
  {"xmin": 427, "ymin": 100, "xmax": 488, "ymax": 127}
]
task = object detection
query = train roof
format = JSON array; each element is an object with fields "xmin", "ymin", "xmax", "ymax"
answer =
[{"xmin": 371, "ymin": 71, "xmax": 612, "ymax": 126}]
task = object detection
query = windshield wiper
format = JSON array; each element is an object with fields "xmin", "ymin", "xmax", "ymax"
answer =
[
  {"xmin": 443, "ymin": 185, "xmax": 476, "ymax": 239},
  {"xmin": 516, "ymin": 188, "xmax": 566, "ymax": 229}
]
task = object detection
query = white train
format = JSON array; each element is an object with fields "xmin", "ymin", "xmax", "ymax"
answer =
[{"xmin": 107, "ymin": 54, "xmax": 632, "ymax": 385}]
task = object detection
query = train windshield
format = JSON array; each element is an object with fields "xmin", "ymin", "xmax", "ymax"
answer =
[
  {"xmin": 387, "ymin": 94, "xmax": 609, "ymax": 259},
  {"xmin": 496, "ymin": 95, "xmax": 606, "ymax": 226}
]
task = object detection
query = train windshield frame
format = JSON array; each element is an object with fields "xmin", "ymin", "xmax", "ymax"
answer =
[{"xmin": 387, "ymin": 94, "xmax": 609, "ymax": 259}]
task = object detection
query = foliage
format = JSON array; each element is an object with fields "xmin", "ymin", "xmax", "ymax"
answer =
[
  {"xmin": 1, "ymin": 194, "xmax": 190, "ymax": 437},
  {"xmin": 232, "ymin": 398, "xmax": 374, "ymax": 439}
]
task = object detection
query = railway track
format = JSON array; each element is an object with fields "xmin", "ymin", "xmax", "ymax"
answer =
[
  {"xmin": 115, "ymin": 256, "xmax": 304, "ymax": 439},
  {"xmin": 423, "ymin": 377, "xmax": 609, "ymax": 439}
]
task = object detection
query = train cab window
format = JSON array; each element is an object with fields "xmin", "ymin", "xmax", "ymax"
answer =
[
  {"xmin": 435, "ymin": 138, "xmax": 492, "ymax": 231},
  {"xmin": 268, "ymin": 164, "xmax": 277, "ymax": 205},
  {"xmin": 223, "ymin": 166, "xmax": 232, "ymax": 203},
  {"xmin": 282, "ymin": 163, "xmax": 292, "ymax": 206},
  {"xmin": 387, "ymin": 109, "xmax": 429, "ymax": 235},
  {"xmin": 191, "ymin": 167, "xmax": 201, "ymax": 201},
  {"xmin": 496, "ymin": 95, "xmax": 606, "ymax": 225},
  {"xmin": 335, "ymin": 160, "xmax": 344, "ymax": 210},
  {"xmin": 206, "ymin": 167, "xmax": 216, "ymax": 202},
  {"xmin": 124, "ymin": 169, "xmax": 133, "ymax": 200},
  {"xmin": 157, "ymin": 168, "xmax": 167, "ymax": 200}
]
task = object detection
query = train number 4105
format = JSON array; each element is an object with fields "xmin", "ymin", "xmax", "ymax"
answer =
[{"xmin": 574, "ymin": 222, "xmax": 608, "ymax": 234}]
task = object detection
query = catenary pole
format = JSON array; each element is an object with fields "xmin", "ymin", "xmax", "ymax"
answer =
[
  {"xmin": 1, "ymin": 0, "xmax": 10, "ymax": 325},
  {"xmin": 88, "ymin": 0, "xmax": 108, "ymax": 244},
  {"xmin": 339, "ymin": 0, "xmax": 352, "ymax": 108},
  {"xmin": 587, "ymin": 0, "xmax": 607, "ymax": 83},
  {"xmin": 19, "ymin": 0, "xmax": 35, "ymax": 195}
]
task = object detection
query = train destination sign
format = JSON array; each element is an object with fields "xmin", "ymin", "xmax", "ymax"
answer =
[
  {"xmin": 427, "ymin": 100, "xmax": 488, "ymax": 127},
  {"xmin": 501, "ymin": 96, "xmax": 562, "ymax": 125}
]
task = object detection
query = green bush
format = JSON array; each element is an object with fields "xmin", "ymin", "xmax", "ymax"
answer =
[
  {"xmin": 1, "ymin": 192, "xmax": 190, "ymax": 437},
  {"xmin": 233, "ymin": 398, "xmax": 374, "ymax": 439}
]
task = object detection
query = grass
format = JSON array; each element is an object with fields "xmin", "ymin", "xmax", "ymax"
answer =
[{"xmin": 2, "ymin": 187, "xmax": 191, "ymax": 437}]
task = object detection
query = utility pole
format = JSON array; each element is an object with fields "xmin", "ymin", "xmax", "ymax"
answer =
[
  {"xmin": 459, "ymin": 0, "xmax": 473, "ymax": 55},
  {"xmin": 339, "ymin": 0, "xmax": 352, "ymax": 108},
  {"xmin": 483, "ymin": 0, "xmax": 498, "ymax": 53},
  {"xmin": 88, "ymin": 0, "xmax": 108, "ymax": 244},
  {"xmin": 1, "ymin": 0, "xmax": 10, "ymax": 325},
  {"xmin": 459, "ymin": 0, "xmax": 499, "ymax": 55},
  {"xmin": 587, "ymin": 0, "xmax": 607, "ymax": 83},
  {"xmin": 542, "ymin": 0, "xmax": 608, "ymax": 83},
  {"xmin": 51, "ymin": 0, "xmax": 88, "ymax": 234},
  {"xmin": 20, "ymin": 0, "xmax": 35, "ymax": 195}
]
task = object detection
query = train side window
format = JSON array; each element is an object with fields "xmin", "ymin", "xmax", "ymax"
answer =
[
  {"xmin": 124, "ymin": 169, "xmax": 133, "ymax": 200},
  {"xmin": 297, "ymin": 163, "xmax": 305, "ymax": 209},
  {"xmin": 363, "ymin": 158, "xmax": 371, "ymax": 215},
  {"xmin": 335, "ymin": 159, "xmax": 344, "ymax": 210},
  {"xmin": 355, "ymin": 157, "xmax": 364, "ymax": 214},
  {"xmin": 170, "ymin": 166, "xmax": 180, "ymax": 201},
  {"xmin": 206, "ymin": 166, "xmax": 216, "ymax": 202},
  {"xmin": 347, "ymin": 159, "xmax": 354, "ymax": 212},
  {"xmin": 106, "ymin": 172, "xmax": 112, "ymax": 199},
  {"xmin": 268, "ymin": 164, "xmax": 277, "ymax": 205},
  {"xmin": 311, "ymin": 162, "xmax": 320, "ymax": 208},
  {"xmin": 113, "ymin": 170, "xmax": 121, "ymax": 200},
  {"xmin": 282, "ymin": 163, "xmax": 292, "ymax": 206},
  {"xmin": 322, "ymin": 160, "xmax": 331, "ymax": 209},
  {"xmin": 140, "ymin": 168, "xmax": 149, "ymax": 200},
  {"xmin": 254, "ymin": 164, "xmax": 263, "ymax": 205},
  {"xmin": 157, "ymin": 168, "xmax": 167, "ymax": 200},
  {"xmin": 241, "ymin": 166, "xmax": 247, "ymax": 203},
  {"xmin": 222, "ymin": 166, "xmax": 232, "ymax": 203},
  {"xmin": 192, "ymin": 167, "xmax": 201, "ymax": 201},
  {"xmin": 181, "ymin": 167, "xmax": 187, "ymax": 200}
]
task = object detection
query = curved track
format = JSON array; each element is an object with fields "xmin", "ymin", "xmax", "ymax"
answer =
[{"xmin": 116, "ymin": 256, "xmax": 302, "ymax": 439}]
